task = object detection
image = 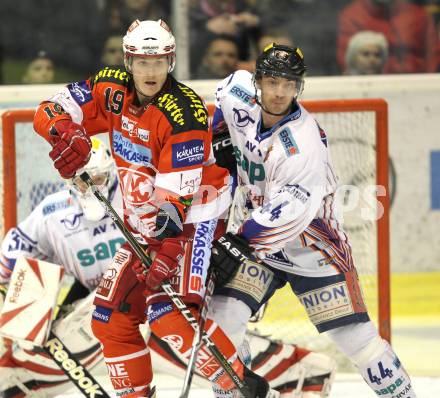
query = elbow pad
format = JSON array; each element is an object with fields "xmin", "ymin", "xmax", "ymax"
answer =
[{"xmin": 154, "ymin": 202, "xmax": 184, "ymax": 240}]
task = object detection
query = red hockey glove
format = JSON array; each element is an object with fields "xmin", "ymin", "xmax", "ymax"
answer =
[
  {"xmin": 49, "ymin": 120, "xmax": 92, "ymax": 178},
  {"xmin": 143, "ymin": 239, "xmax": 184, "ymax": 295},
  {"xmin": 131, "ymin": 238, "xmax": 161, "ymax": 283}
]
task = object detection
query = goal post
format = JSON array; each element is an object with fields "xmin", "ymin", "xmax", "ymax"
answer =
[{"xmin": 0, "ymin": 99, "xmax": 390, "ymax": 358}]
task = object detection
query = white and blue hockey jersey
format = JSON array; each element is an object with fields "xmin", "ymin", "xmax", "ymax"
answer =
[
  {"xmin": 214, "ymin": 70, "xmax": 353, "ymax": 274},
  {"xmin": 0, "ymin": 185, "xmax": 125, "ymax": 289}
]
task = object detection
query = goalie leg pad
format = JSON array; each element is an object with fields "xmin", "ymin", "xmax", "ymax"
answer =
[
  {"xmin": 247, "ymin": 331, "xmax": 336, "ymax": 397},
  {"xmin": 0, "ymin": 293, "xmax": 104, "ymax": 398},
  {"xmin": 327, "ymin": 322, "xmax": 416, "ymax": 397}
]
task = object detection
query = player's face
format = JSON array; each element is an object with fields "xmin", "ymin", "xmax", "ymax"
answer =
[
  {"xmin": 259, "ymin": 75, "xmax": 297, "ymax": 115},
  {"xmin": 131, "ymin": 55, "xmax": 169, "ymax": 99}
]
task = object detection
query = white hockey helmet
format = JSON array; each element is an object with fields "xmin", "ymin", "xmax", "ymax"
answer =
[
  {"xmin": 68, "ymin": 137, "xmax": 117, "ymax": 221},
  {"xmin": 123, "ymin": 19, "xmax": 176, "ymax": 73}
]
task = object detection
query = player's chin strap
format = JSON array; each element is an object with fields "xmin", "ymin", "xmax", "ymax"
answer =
[{"xmin": 79, "ymin": 172, "xmax": 253, "ymax": 398}]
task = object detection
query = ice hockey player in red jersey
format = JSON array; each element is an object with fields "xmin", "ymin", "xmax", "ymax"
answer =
[{"xmin": 33, "ymin": 18, "xmax": 281, "ymax": 398}]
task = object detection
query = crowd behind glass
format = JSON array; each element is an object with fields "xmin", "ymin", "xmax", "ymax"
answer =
[{"xmin": 0, "ymin": 0, "xmax": 439, "ymax": 84}]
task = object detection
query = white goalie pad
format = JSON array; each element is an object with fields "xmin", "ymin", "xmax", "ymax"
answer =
[{"xmin": 0, "ymin": 256, "xmax": 64, "ymax": 347}]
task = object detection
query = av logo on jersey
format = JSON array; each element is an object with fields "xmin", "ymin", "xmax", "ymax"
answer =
[
  {"xmin": 118, "ymin": 167, "xmax": 154, "ymax": 206},
  {"xmin": 60, "ymin": 212, "xmax": 83, "ymax": 230},
  {"xmin": 113, "ymin": 130, "xmax": 152, "ymax": 166},
  {"xmin": 171, "ymin": 140, "xmax": 204, "ymax": 168},
  {"xmin": 67, "ymin": 81, "xmax": 92, "ymax": 105},
  {"xmin": 279, "ymin": 127, "xmax": 300, "ymax": 156},
  {"xmin": 232, "ymin": 107, "xmax": 255, "ymax": 128},
  {"xmin": 229, "ymin": 84, "xmax": 255, "ymax": 106}
]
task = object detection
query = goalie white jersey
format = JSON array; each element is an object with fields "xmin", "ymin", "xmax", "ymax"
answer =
[
  {"xmin": 0, "ymin": 183, "xmax": 124, "ymax": 289},
  {"xmin": 214, "ymin": 70, "xmax": 349, "ymax": 273}
]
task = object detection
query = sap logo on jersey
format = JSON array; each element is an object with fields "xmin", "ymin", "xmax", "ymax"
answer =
[
  {"xmin": 92, "ymin": 306, "xmax": 113, "ymax": 323},
  {"xmin": 230, "ymin": 84, "xmax": 254, "ymax": 106},
  {"xmin": 279, "ymin": 128, "xmax": 300, "ymax": 157},
  {"xmin": 233, "ymin": 107, "xmax": 255, "ymax": 128},
  {"xmin": 67, "ymin": 81, "xmax": 93, "ymax": 105},
  {"xmin": 189, "ymin": 220, "xmax": 216, "ymax": 294},
  {"xmin": 113, "ymin": 130, "xmax": 152, "ymax": 166},
  {"xmin": 298, "ymin": 282, "xmax": 354, "ymax": 326},
  {"xmin": 147, "ymin": 302, "xmax": 173, "ymax": 323},
  {"xmin": 172, "ymin": 140, "xmax": 204, "ymax": 168}
]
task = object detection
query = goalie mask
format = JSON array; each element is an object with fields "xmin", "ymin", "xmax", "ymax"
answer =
[
  {"xmin": 123, "ymin": 19, "xmax": 176, "ymax": 73},
  {"xmin": 68, "ymin": 137, "xmax": 117, "ymax": 221}
]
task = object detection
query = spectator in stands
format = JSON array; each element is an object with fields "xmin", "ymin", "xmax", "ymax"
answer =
[
  {"xmin": 257, "ymin": 26, "xmax": 294, "ymax": 53},
  {"xmin": 338, "ymin": 0, "xmax": 439, "ymax": 73},
  {"xmin": 107, "ymin": 0, "xmax": 170, "ymax": 33},
  {"xmin": 344, "ymin": 30, "xmax": 389, "ymax": 74},
  {"xmin": 193, "ymin": 34, "xmax": 239, "ymax": 79},
  {"xmin": 22, "ymin": 50, "xmax": 55, "ymax": 84},
  {"xmin": 238, "ymin": 26, "xmax": 295, "ymax": 73},
  {"xmin": 189, "ymin": 0, "xmax": 260, "ymax": 74},
  {"xmin": 100, "ymin": 33, "xmax": 124, "ymax": 67},
  {"xmin": 255, "ymin": 0, "xmax": 347, "ymax": 75}
]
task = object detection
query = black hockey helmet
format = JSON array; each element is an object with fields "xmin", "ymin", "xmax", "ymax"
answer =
[{"xmin": 255, "ymin": 43, "xmax": 306, "ymax": 83}]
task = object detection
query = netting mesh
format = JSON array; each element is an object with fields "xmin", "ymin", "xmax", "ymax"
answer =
[{"xmin": 0, "ymin": 106, "xmax": 387, "ymax": 371}]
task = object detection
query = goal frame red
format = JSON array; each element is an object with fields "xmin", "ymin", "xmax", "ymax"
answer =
[{"xmin": 1, "ymin": 98, "xmax": 390, "ymax": 341}]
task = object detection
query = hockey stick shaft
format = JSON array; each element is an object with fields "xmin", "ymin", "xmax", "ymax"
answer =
[
  {"xmin": 179, "ymin": 270, "xmax": 216, "ymax": 398},
  {"xmin": 79, "ymin": 172, "xmax": 251, "ymax": 397},
  {"xmin": 44, "ymin": 331, "xmax": 110, "ymax": 398}
]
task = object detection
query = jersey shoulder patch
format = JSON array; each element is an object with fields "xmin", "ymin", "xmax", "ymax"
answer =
[
  {"xmin": 91, "ymin": 66, "xmax": 130, "ymax": 87},
  {"xmin": 153, "ymin": 77, "xmax": 208, "ymax": 134},
  {"xmin": 278, "ymin": 127, "xmax": 300, "ymax": 157},
  {"xmin": 39, "ymin": 191, "xmax": 74, "ymax": 217}
]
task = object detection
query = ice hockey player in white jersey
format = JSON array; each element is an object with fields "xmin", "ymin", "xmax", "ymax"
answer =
[
  {"xmin": 0, "ymin": 136, "xmax": 334, "ymax": 397},
  {"xmin": 208, "ymin": 43, "xmax": 417, "ymax": 398},
  {"xmin": 0, "ymin": 137, "xmax": 123, "ymax": 290}
]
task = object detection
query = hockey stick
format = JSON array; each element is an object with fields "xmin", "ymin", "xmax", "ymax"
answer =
[
  {"xmin": 79, "ymin": 172, "xmax": 252, "ymax": 398},
  {"xmin": 44, "ymin": 331, "xmax": 110, "ymax": 398},
  {"xmin": 179, "ymin": 269, "xmax": 216, "ymax": 398}
]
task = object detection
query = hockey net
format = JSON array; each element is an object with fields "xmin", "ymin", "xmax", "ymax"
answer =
[{"xmin": 1, "ymin": 99, "xmax": 390, "ymax": 370}]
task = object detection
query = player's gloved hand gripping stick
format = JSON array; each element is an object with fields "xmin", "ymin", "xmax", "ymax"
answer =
[{"xmin": 78, "ymin": 171, "xmax": 253, "ymax": 398}]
